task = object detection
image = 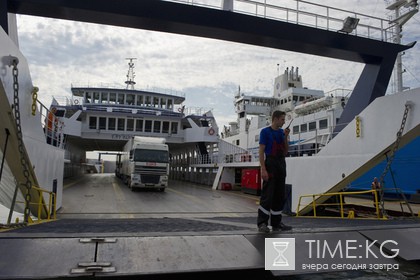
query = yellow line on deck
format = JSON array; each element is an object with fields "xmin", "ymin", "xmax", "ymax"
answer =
[
  {"xmin": 112, "ymin": 182, "xmax": 134, "ymax": 218},
  {"xmin": 166, "ymin": 187, "xmax": 205, "ymax": 204},
  {"xmin": 63, "ymin": 177, "xmax": 86, "ymax": 189}
]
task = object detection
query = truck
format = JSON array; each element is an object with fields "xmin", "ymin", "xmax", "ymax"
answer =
[{"xmin": 118, "ymin": 136, "xmax": 169, "ymax": 191}]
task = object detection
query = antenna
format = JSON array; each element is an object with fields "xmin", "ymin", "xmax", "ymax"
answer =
[
  {"xmin": 125, "ymin": 58, "xmax": 137, "ymax": 90},
  {"xmin": 386, "ymin": 0, "xmax": 419, "ymax": 92}
]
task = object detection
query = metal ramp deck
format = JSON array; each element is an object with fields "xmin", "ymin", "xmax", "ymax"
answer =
[{"xmin": 1, "ymin": 216, "xmax": 420, "ymax": 279}]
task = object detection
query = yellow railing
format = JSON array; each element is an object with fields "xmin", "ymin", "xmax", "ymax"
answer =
[
  {"xmin": 296, "ymin": 189, "xmax": 385, "ymax": 219},
  {"xmin": 15, "ymin": 186, "xmax": 57, "ymax": 223}
]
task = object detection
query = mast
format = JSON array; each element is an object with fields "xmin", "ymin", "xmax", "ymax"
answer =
[
  {"xmin": 125, "ymin": 58, "xmax": 137, "ymax": 90},
  {"xmin": 386, "ymin": 0, "xmax": 419, "ymax": 92}
]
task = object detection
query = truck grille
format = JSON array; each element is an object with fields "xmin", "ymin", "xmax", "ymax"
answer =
[
  {"xmin": 141, "ymin": 175, "xmax": 160, "ymax": 184},
  {"xmin": 135, "ymin": 166, "xmax": 167, "ymax": 175}
]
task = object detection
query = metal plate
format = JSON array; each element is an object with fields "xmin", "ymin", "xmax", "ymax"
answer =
[
  {"xmin": 360, "ymin": 227, "xmax": 420, "ymax": 261},
  {"xmin": 96, "ymin": 235, "xmax": 264, "ymax": 276},
  {"xmin": 0, "ymin": 238, "xmax": 96, "ymax": 279}
]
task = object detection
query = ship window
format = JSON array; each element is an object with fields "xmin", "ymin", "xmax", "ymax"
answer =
[
  {"xmin": 293, "ymin": 96, "xmax": 299, "ymax": 102},
  {"xmin": 135, "ymin": 119, "xmax": 143, "ymax": 132},
  {"xmin": 300, "ymin": 123, "xmax": 308, "ymax": 133},
  {"xmin": 118, "ymin": 94, "xmax": 125, "ymax": 105},
  {"xmin": 309, "ymin": 121, "xmax": 316, "ymax": 131},
  {"xmin": 85, "ymin": 92, "xmax": 92, "ymax": 104},
  {"xmin": 101, "ymin": 92, "xmax": 108, "ymax": 103},
  {"xmin": 99, "ymin": 117, "xmax": 106, "ymax": 130},
  {"xmin": 154, "ymin": 97, "xmax": 160, "ymax": 108},
  {"xmin": 319, "ymin": 119, "xmax": 328, "ymax": 129},
  {"xmin": 127, "ymin": 119, "xmax": 134, "ymax": 131},
  {"xmin": 145, "ymin": 120, "xmax": 152, "ymax": 132},
  {"xmin": 293, "ymin": 125, "xmax": 299, "ymax": 134},
  {"xmin": 136, "ymin": 95, "xmax": 143, "ymax": 106},
  {"xmin": 167, "ymin": 99, "xmax": 173, "ymax": 110},
  {"xmin": 162, "ymin": 121, "xmax": 170, "ymax": 133},
  {"xmin": 154, "ymin": 121, "xmax": 161, "ymax": 133},
  {"xmin": 117, "ymin": 118, "xmax": 125, "ymax": 131},
  {"xmin": 171, "ymin": 122, "xmax": 178, "ymax": 134},
  {"xmin": 145, "ymin": 96, "xmax": 151, "ymax": 106},
  {"xmin": 108, "ymin": 118, "xmax": 116, "ymax": 130},
  {"xmin": 89, "ymin": 117, "xmax": 97, "ymax": 129},
  {"xmin": 161, "ymin": 98, "xmax": 167, "ymax": 109},
  {"xmin": 93, "ymin": 92, "xmax": 100, "ymax": 103},
  {"xmin": 126, "ymin": 94, "xmax": 135, "ymax": 105},
  {"xmin": 109, "ymin": 93, "xmax": 116, "ymax": 104}
]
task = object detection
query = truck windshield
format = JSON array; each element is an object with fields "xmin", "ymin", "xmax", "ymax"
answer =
[{"xmin": 133, "ymin": 149, "xmax": 169, "ymax": 163}]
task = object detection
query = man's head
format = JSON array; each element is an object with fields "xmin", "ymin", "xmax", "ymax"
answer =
[{"xmin": 271, "ymin": 110, "xmax": 286, "ymax": 129}]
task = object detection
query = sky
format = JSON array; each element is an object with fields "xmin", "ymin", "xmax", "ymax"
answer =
[{"xmin": 14, "ymin": 0, "xmax": 420, "ymax": 130}]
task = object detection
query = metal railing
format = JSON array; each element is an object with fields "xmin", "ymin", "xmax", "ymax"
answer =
[
  {"xmin": 36, "ymin": 100, "xmax": 65, "ymax": 149},
  {"xmin": 13, "ymin": 185, "xmax": 57, "ymax": 224},
  {"xmin": 165, "ymin": 0, "xmax": 397, "ymax": 42},
  {"xmin": 296, "ymin": 189, "xmax": 385, "ymax": 219}
]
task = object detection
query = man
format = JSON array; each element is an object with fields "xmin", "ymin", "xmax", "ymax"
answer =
[{"xmin": 257, "ymin": 110, "xmax": 292, "ymax": 233}]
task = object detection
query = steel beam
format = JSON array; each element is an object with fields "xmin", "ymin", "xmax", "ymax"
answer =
[
  {"xmin": 0, "ymin": 0, "xmax": 7, "ymax": 34},
  {"xmin": 6, "ymin": 0, "xmax": 416, "ymax": 126}
]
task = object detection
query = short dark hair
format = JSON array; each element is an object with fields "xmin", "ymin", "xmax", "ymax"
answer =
[{"xmin": 272, "ymin": 110, "xmax": 286, "ymax": 121}]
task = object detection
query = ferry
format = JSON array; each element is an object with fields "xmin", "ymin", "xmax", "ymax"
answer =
[
  {"xmin": 52, "ymin": 59, "xmax": 219, "ymax": 181},
  {"xmin": 221, "ymin": 66, "xmax": 420, "ymax": 200}
]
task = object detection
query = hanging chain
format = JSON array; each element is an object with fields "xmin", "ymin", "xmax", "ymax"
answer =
[
  {"xmin": 11, "ymin": 59, "xmax": 33, "ymax": 223},
  {"xmin": 377, "ymin": 102, "xmax": 411, "ymax": 218}
]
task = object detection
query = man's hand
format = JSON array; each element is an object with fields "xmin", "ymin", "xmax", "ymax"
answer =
[
  {"xmin": 261, "ymin": 167, "xmax": 269, "ymax": 181},
  {"xmin": 284, "ymin": 127, "xmax": 290, "ymax": 137}
]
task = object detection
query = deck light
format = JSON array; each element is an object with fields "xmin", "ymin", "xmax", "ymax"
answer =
[{"xmin": 339, "ymin": 17, "xmax": 360, "ymax": 34}]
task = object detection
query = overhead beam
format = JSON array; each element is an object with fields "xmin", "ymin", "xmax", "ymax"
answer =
[
  {"xmin": 0, "ymin": 0, "xmax": 7, "ymax": 34},
  {"xmin": 7, "ymin": 0, "xmax": 411, "ymax": 63}
]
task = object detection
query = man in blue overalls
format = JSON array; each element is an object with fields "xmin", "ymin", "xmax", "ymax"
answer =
[{"xmin": 257, "ymin": 110, "xmax": 292, "ymax": 233}]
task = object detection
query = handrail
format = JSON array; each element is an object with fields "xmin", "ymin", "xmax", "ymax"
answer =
[
  {"xmin": 296, "ymin": 189, "xmax": 385, "ymax": 219},
  {"xmin": 15, "ymin": 185, "xmax": 57, "ymax": 223},
  {"xmin": 165, "ymin": 0, "xmax": 396, "ymax": 42}
]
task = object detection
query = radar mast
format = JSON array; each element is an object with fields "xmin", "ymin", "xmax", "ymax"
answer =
[{"xmin": 125, "ymin": 58, "xmax": 137, "ymax": 90}]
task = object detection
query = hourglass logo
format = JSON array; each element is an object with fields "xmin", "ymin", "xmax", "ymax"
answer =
[{"xmin": 265, "ymin": 238, "xmax": 295, "ymax": 270}]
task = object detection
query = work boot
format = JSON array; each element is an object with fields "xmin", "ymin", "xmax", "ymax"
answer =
[{"xmin": 258, "ymin": 223, "xmax": 270, "ymax": 233}]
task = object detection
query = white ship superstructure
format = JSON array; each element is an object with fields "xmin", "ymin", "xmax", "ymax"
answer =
[
  {"xmin": 52, "ymin": 61, "xmax": 219, "ymax": 177},
  {"xmin": 223, "ymin": 67, "xmax": 350, "ymax": 158}
]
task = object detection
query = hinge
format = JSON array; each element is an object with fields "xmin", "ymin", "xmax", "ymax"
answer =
[
  {"xmin": 71, "ymin": 262, "xmax": 116, "ymax": 274},
  {"xmin": 79, "ymin": 237, "xmax": 117, "ymax": 243}
]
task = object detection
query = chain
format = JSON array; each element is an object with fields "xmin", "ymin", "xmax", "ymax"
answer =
[
  {"xmin": 355, "ymin": 116, "xmax": 361, "ymax": 137},
  {"xmin": 377, "ymin": 103, "xmax": 411, "ymax": 218},
  {"xmin": 31, "ymin": 87, "xmax": 39, "ymax": 116},
  {"xmin": 11, "ymin": 60, "xmax": 33, "ymax": 223}
]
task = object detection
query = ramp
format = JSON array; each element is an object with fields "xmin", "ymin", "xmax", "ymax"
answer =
[
  {"xmin": 0, "ymin": 80, "xmax": 47, "ymax": 219},
  {"xmin": 288, "ymin": 89, "xmax": 420, "ymax": 214}
]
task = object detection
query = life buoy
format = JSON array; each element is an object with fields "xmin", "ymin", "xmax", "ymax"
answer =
[
  {"xmin": 74, "ymin": 99, "xmax": 79, "ymax": 105},
  {"xmin": 208, "ymin": 128, "xmax": 215, "ymax": 135}
]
